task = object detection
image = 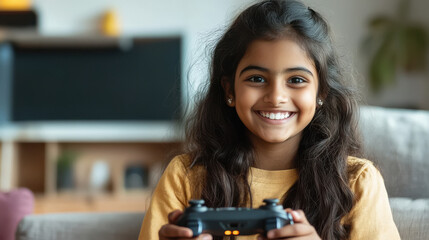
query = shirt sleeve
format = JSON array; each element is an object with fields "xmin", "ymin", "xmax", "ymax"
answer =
[
  {"xmin": 138, "ymin": 155, "xmax": 192, "ymax": 240},
  {"xmin": 346, "ymin": 161, "xmax": 401, "ymax": 239}
]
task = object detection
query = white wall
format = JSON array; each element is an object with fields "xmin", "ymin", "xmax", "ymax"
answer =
[{"xmin": 32, "ymin": 0, "xmax": 429, "ymax": 109}]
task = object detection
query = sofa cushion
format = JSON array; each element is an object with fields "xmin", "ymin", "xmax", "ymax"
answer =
[
  {"xmin": 390, "ymin": 198, "xmax": 429, "ymax": 240},
  {"xmin": 0, "ymin": 188, "xmax": 34, "ymax": 240},
  {"xmin": 360, "ymin": 106, "xmax": 429, "ymax": 198},
  {"xmin": 15, "ymin": 212, "xmax": 145, "ymax": 240}
]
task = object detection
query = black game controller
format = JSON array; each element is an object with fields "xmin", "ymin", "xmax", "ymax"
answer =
[{"xmin": 176, "ymin": 198, "xmax": 293, "ymax": 237}]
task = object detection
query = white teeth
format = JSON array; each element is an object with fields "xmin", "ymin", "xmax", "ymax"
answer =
[{"xmin": 259, "ymin": 111, "xmax": 292, "ymax": 120}]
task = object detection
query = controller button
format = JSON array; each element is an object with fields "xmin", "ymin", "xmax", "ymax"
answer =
[{"xmin": 189, "ymin": 199, "xmax": 205, "ymax": 207}]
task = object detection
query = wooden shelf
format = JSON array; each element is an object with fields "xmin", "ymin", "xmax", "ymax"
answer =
[
  {"xmin": 12, "ymin": 141, "xmax": 181, "ymax": 194},
  {"xmin": 33, "ymin": 191, "xmax": 152, "ymax": 214},
  {"xmin": 17, "ymin": 142, "xmax": 46, "ymax": 193},
  {"xmin": 1, "ymin": 133, "xmax": 182, "ymax": 214},
  {"xmin": 0, "ymin": 121, "xmax": 183, "ymax": 142},
  {"xmin": 0, "ymin": 122, "xmax": 183, "ymax": 198}
]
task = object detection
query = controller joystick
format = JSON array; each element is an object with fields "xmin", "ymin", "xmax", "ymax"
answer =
[
  {"xmin": 189, "ymin": 199, "xmax": 205, "ymax": 207},
  {"xmin": 263, "ymin": 198, "xmax": 279, "ymax": 205},
  {"xmin": 187, "ymin": 200, "xmax": 208, "ymax": 212},
  {"xmin": 176, "ymin": 198, "xmax": 293, "ymax": 237},
  {"xmin": 260, "ymin": 198, "xmax": 283, "ymax": 211}
]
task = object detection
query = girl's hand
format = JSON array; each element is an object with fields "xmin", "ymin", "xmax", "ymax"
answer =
[
  {"xmin": 258, "ymin": 209, "xmax": 321, "ymax": 240},
  {"xmin": 158, "ymin": 210, "xmax": 213, "ymax": 240}
]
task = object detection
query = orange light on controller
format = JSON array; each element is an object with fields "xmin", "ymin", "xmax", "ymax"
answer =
[
  {"xmin": 224, "ymin": 230, "xmax": 232, "ymax": 235},
  {"xmin": 233, "ymin": 230, "xmax": 240, "ymax": 235}
]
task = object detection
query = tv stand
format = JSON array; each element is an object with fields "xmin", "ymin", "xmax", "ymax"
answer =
[{"xmin": 0, "ymin": 121, "xmax": 183, "ymax": 213}]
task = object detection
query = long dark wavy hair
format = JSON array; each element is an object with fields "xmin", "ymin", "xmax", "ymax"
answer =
[{"xmin": 184, "ymin": 0, "xmax": 362, "ymax": 239}]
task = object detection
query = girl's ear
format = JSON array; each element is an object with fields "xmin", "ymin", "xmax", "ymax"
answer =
[{"xmin": 221, "ymin": 77, "xmax": 235, "ymax": 107}]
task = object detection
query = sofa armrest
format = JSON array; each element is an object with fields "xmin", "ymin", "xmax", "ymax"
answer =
[
  {"xmin": 15, "ymin": 212, "xmax": 144, "ymax": 240},
  {"xmin": 390, "ymin": 198, "xmax": 429, "ymax": 240}
]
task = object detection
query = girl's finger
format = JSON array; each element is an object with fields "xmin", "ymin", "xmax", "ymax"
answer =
[
  {"xmin": 265, "ymin": 209, "xmax": 318, "ymax": 238},
  {"xmin": 159, "ymin": 223, "xmax": 193, "ymax": 239},
  {"xmin": 168, "ymin": 210, "xmax": 184, "ymax": 224},
  {"xmin": 285, "ymin": 209, "xmax": 310, "ymax": 225},
  {"xmin": 197, "ymin": 233, "xmax": 213, "ymax": 240},
  {"xmin": 266, "ymin": 223, "xmax": 316, "ymax": 238},
  {"xmin": 257, "ymin": 234, "xmax": 267, "ymax": 240}
]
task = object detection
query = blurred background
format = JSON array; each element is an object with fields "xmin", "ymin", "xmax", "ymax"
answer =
[
  {"xmin": 0, "ymin": 0, "xmax": 428, "ymax": 214},
  {"xmin": 307, "ymin": 0, "xmax": 429, "ymax": 110}
]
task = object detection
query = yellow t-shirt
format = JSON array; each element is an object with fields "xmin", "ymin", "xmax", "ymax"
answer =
[{"xmin": 139, "ymin": 154, "xmax": 400, "ymax": 240}]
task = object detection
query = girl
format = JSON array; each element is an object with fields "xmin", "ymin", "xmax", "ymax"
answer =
[{"xmin": 139, "ymin": 0, "xmax": 400, "ymax": 239}]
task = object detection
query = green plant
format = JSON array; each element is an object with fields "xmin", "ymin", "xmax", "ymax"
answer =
[
  {"xmin": 362, "ymin": 0, "xmax": 428, "ymax": 92},
  {"xmin": 57, "ymin": 150, "xmax": 77, "ymax": 171},
  {"xmin": 57, "ymin": 150, "xmax": 78, "ymax": 190}
]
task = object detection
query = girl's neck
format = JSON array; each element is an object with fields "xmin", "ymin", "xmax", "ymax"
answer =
[{"xmin": 250, "ymin": 133, "xmax": 301, "ymax": 171}]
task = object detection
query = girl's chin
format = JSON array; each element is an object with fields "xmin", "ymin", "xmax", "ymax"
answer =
[
  {"xmin": 250, "ymin": 131, "xmax": 303, "ymax": 145},
  {"xmin": 255, "ymin": 135, "xmax": 291, "ymax": 144},
  {"xmin": 264, "ymin": 138, "xmax": 290, "ymax": 144}
]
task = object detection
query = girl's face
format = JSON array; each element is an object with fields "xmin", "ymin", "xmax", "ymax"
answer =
[{"xmin": 231, "ymin": 38, "xmax": 319, "ymax": 145}]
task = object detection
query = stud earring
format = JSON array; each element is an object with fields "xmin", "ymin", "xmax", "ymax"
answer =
[
  {"xmin": 227, "ymin": 98, "xmax": 233, "ymax": 105},
  {"xmin": 317, "ymin": 98, "xmax": 323, "ymax": 106}
]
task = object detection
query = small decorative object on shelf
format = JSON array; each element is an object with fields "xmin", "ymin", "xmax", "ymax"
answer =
[
  {"xmin": 0, "ymin": 0, "xmax": 31, "ymax": 11},
  {"xmin": 124, "ymin": 165, "xmax": 149, "ymax": 189},
  {"xmin": 101, "ymin": 9, "xmax": 120, "ymax": 36},
  {"xmin": 56, "ymin": 151, "xmax": 77, "ymax": 191},
  {"xmin": 89, "ymin": 160, "xmax": 111, "ymax": 193}
]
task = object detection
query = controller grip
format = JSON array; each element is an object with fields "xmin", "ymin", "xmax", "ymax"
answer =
[
  {"xmin": 265, "ymin": 217, "xmax": 282, "ymax": 231},
  {"xmin": 265, "ymin": 213, "xmax": 294, "ymax": 232},
  {"xmin": 179, "ymin": 220, "xmax": 203, "ymax": 237}
]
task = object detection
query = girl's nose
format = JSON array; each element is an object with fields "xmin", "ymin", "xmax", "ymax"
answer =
[{"xmin": 264, "ymin": 82, "xmax": 288, "ymax": 106}]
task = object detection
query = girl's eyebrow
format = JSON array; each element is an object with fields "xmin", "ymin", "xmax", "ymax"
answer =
[{"xmin": 239, "ymin": 65, "xmax": 314, "ymax": 77}]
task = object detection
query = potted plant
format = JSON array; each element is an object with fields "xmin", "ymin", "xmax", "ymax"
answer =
[
  {"xmin": 56, "ymin": 150, "xmax": 78, "ymax": 191},
  {"xmin": 362, "ymin": 0, "xmax": 428, "ymax": 92}
]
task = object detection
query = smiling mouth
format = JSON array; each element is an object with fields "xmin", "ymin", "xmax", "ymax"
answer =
[{"xmin": 257, "ymin": 111, "xmax": 294, "ymax": 120}]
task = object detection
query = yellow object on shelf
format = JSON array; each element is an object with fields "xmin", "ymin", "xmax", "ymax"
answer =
[
  {"xmin": 101, "ymin": 9, "xmax": 120, "ymax": 36},
  {"xmin": 0, "ymin": 0, "xmax": 31, "ymax": 10}
]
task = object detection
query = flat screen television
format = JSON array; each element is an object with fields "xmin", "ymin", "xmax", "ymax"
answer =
[{"xmin": 0, "ymin": 36, "xmax": 182, "ymax": 122}]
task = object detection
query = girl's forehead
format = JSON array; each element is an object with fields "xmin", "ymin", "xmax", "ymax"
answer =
[{"xmin": 237, "ymin": 39, "xmax": 316, "ymax": 72}]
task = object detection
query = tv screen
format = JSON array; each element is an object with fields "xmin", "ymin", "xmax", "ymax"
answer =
[{"xmin": 10, "ymin": 37, "xmax": 181, "ymax": 122}]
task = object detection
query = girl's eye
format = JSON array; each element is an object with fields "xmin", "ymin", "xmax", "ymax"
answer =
[
  {"xmin": 288, "ymin": 77, "xmax": 306, "ymax": 84},
  {"xmin": 247, "ymin": 76, "xmax": 266, "ymax": 83}
]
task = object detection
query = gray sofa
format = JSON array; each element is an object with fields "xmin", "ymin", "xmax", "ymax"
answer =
[
  {"xmin": 359, "ymin": 106, "xmax": 429, "ymax": 240},
  {"xmin": 15, "ymin": 212, "xmax": 144, "ymax": 240},
  {"xmin": 15, "ymin": 106, "xmax": 429, "ymax": 240}
]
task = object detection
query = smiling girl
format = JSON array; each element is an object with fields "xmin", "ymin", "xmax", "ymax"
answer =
[{"xmin": 139, "ymin": 0, "xmax": 400, "ymax": 239}]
